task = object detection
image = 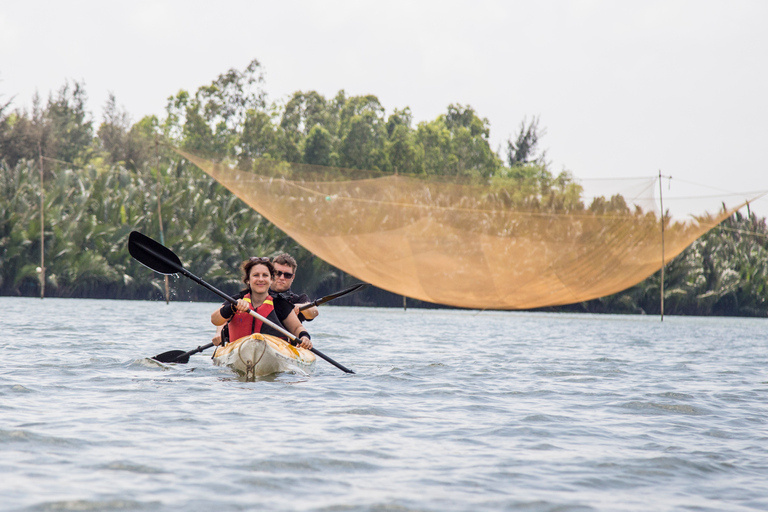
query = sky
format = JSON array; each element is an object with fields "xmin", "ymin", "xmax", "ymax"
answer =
[{"xmin": 2, "ymin": 0, "xmax": 767, "ymax": 216}]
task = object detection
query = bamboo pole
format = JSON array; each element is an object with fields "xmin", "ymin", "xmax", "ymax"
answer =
[
  {"xmin": 38, "ymin": 143, "xmax": 45, "ymax": 299},
  {"xmin": 659, "ymin": 170, "xmax": 665, "ymax": 322},
  {"xmin": 156, "ymin": 136, "xmax": 170, "ymax": 304}
]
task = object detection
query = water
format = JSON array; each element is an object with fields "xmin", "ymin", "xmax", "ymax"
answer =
[{"xmin": 1, "ymin": 297, "xmax": 767, "ymax": 511}]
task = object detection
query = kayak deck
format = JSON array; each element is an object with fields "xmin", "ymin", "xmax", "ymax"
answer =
[{"xmin": 212, "ymin": 333, "xmax": 316, "ymax": 379}]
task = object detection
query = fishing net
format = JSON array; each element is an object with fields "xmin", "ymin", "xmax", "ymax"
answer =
[{"xmin": 175, "ymin": 148, "xmax": 751, "ymax": 310}]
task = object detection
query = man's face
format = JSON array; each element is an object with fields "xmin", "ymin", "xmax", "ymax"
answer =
[{"xmin": 272, "ymin": 262, "xmax": 296, "ymax": 293}]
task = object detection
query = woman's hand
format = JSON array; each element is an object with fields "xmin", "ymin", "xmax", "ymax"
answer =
[
  {"xmin": 235, "ymin": 299, "xmax": 250, "ymax": 312},
  {"xmin": 212, "ymin": 333, "xmax": 223, "ymax": 346},
  {"xmin": 298, "ymin": 336, "xmax": 312, "ymax": 350}
]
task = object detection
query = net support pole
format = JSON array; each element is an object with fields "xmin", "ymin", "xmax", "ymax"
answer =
[
  {"xmin": 38, "ymin": 143, "xmax": 45, "ymax": 300},
  {"xmin": 156, "ymin": 136, "xmax": 170, "ymax": 304},
  {"xmin": 659, "ymin": 170, "xmax": 665, "ymax": 322}
]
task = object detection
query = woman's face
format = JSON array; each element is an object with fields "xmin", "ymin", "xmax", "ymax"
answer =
[{"xmin": 248, "ymin": 263, "xmax": 273, "ymax": 294}]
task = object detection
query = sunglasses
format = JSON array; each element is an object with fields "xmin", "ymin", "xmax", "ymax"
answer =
[
  {"xmin": 249, "ymin": 257, "xmax": 270, "ymax": 263},
  {"xmin": 275, "ymin": 270, "xmax": 294, "ymax": 279}
]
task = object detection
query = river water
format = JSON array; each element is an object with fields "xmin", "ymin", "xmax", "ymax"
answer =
[{"xmin": 1, "ymin": 297, "xmax": 767, "ymax": 511}]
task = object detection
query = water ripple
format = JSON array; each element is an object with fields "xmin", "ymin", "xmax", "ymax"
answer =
[{"xmin": 2, "ymin": 298, "xmax": 768, "ymax": 511}]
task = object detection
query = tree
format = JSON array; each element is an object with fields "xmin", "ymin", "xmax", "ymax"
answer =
[
  {"xmin": 98, "ymin": 92, "xmax": 131, "ymax": 165},
  {"xmin": 281, "ymin": 91, "xmax": 337, "ymax": 137},
  {"xmin": 163, "ymin": 60, "xmax": 267, "ymax": 157},
  {"xmin": 384, "ymin": 108, "xmax": 420, "ymax": 174},
  {"xmin": 42, "ymin": 81, "xmax": 94, "ymax": 165},
  {"xmin": 507, "ymin": 116, "xmax": 547, "ymax": 167},
  {"xmin": 240, "ymin": 110, "xmax": 280, "ymax": 159},
  {"xmin": 415, "ymin": 104, "xmax": 501, "ymax": 178},
  {"xmin": 303, "ymin": 125, "xmax": 335, "ymax": 166},
  {"xmin": 0, "ymin": 107, "xmax": 39, "ymax": 167},
  {"xmin": 124, "ymin": 115, "xmax": 158, "ymax": 170},
  {"xmin": 0, "ymin": 82, "xmax": 94, "ymax": 168},
  {"xmin": 337, "ymin": 94, "xmax": 388, "ymax": 170}
]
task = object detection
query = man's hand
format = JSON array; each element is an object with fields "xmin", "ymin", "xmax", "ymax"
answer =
[
  {"xmin": 295, "ymin": 302, "xmax": 319, "ymax": 320},
  {"xmin": 212, "ymin": 324, "xmax": 225, "ymax": 346}
]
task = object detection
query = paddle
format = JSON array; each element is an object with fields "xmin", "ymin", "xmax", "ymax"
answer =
[
  {"xmin": 128, "ymin": 231, "xmax": 355, "ymax": 373},
  {"xmin": 153, "ymin": 343, "xmax": 214, "ymax": 364},
  {"xmin": 298, "ymin": 283, "xmax": 368, "ymax": 311}
]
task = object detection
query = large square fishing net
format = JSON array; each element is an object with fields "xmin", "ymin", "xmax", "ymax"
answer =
[{"xmin": 177, "ymin": 148, "xmax": 752, "ymax": 310}]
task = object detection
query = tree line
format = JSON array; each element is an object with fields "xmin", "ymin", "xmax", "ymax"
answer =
[{"xmin": 1, "ymin": 60, "xmax": 767, "ymax": 315}]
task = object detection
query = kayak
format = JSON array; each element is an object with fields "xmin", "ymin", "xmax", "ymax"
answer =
[{"xmin": 212, "ymin": 333, "xmax": 316, "ymax": 379}]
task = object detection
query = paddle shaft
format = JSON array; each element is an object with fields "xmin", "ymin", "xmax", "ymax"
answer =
[
  {"xmin": 138, "ymin": 241, "xmax": 355, "ymax": 374},
  {"xmin": 175, "ymin": 342, "xmax": 214, "ymax": 362},
  {"xmin": 298, "ymin": 283, "xmax": 367, "ymax": 311}
]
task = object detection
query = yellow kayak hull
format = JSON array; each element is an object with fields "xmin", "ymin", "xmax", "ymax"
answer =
[{"xmin": 212, "ymin": 333, "xmax": 316, "ymax": 379}]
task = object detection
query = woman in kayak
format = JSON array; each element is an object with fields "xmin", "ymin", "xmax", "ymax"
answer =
[{"xmin": 211, "ymin": 257, "xmax": 312, "ymax": 349}]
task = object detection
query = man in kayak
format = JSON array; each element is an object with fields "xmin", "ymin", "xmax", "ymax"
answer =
[
  {"xmin": 270, "ymin": 253, "xmax": 319, "ymax": 322},
  {"xmin": 210, "ymin": 257, "xmax": 312, "ymax": 349}
]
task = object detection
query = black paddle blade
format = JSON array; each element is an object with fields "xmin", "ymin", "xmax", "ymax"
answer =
[
  {"xmin": 300, "ymin": 283, "xmax": 369, "ymax": 311},
  {"xmin": 128, "ymin": 231, "xmax": 183, "ymax": 275},
  {"xmin": 320, "ymin": 283, "xmax": 368, "ymax": 304},
  {"xmin": 152, "ymin": 350, "xmax": 190, "ymax": 364}
]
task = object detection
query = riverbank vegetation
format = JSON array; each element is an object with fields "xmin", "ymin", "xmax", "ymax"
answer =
[{"xmin": 2, "ymin": 61, "xmax": 767, "ymax": 315}]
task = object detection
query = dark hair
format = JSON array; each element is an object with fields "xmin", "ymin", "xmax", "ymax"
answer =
[
  {"xmin": 240, "ymin": 257, "xmax": 275, "ymax": 287},
  {"xmin": 272, "ymin": 253, "xmax": 297, "ymax": 272}
]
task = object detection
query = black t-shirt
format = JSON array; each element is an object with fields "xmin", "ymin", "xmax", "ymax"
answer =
[{"xmin": 269, "ymin": 288, "xmax": 313, "ymax": 322}]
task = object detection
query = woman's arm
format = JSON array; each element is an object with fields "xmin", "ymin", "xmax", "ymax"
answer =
[
  {"xmin": 211, "ymin": 306, "xmax": 228, "ymax": 326},
  {"xmin": 211, "ymin": 299, "xmax": 249, "ymax": 326},
  {"xmin": 282, "ymin": 311, "xmax": 312, "ymax": 350}
]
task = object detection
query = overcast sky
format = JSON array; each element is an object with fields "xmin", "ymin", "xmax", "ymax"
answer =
[{"xmin": 2, "ymin": 0, "xmax": 767, "ymax": 215}]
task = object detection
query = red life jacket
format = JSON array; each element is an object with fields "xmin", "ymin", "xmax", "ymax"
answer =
[{"xmin": 227, "ymin": 294, "xmax": 276, "ymax": 342}]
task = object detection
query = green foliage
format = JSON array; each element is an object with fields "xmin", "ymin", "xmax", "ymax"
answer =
[
  {"xmin": 162, "ymin": 59, "xmax": 266, "ymax": 157},
  {"xmin": 97, "ymin": 94, "xmax": 156, "ymax": 170},
  {"xmin": 0, "ymin": 158, "xmax": 294, "ymax": 300},
  {"xmin": 336, "ymin": 94, "xmax": 388, "ymax": 171},
  {"xmin": 2, "ymin": 61, "xmax": 766, "ymax": 315},
  {"xmin": 415, "ymin": 104, "xmax": 502, "ymax": 178},
  {"xmin": 387, "ymin": 122, "xmax": 420, "ymax": 174},
  {"xmin": 303, "ymin": 125, "xmax": 335, "ymax": 166},
  {"xmin": 44, "ymin": 82, "xmax": 94, "ymax": 165},
  {"xmin": 282, "ymin": 90, "xmax": 338, "ymax": 138},
  {"xmin": 240, "ymin": 110, "xmax": 280, "ymax": 160},
  {"xmin": 0, "ymin": 81, "xmax": 94, "ymax": 168}
]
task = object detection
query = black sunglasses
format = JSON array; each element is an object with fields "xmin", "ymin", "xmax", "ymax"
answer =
[
  {"xmin": 275, "ymin": 270, "xmax": 294, "ymax": 279},
  {"xmin": 249, "ymin": 257, "xmax": 270, "ymax": 263}
]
